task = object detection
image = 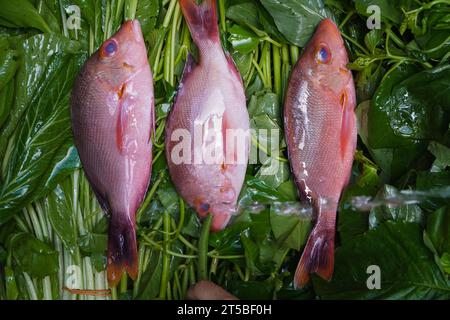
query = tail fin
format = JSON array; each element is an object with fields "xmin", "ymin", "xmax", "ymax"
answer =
[
  {"xmin": 107, "ymin": 213, "xmax": 138, "ymax": 287},
  {"xmin": 179, "ymin": 0, "xmax": 219, "ymax": 44},
  {"xmin": 294, "ymin": 222, "xmax": 335, "ymax": 289}
]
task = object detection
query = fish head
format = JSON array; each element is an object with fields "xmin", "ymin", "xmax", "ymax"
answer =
[
  {"xmin": 91, "ymin": 20, "xmax": 148, "ymax": 88},
  {"xmin": 302, "ymin": 19, "xmax": 352, "ymax": 95},
  {"xmin": 192, "ymin": 178, "xmax": 239, "ymax": 232}
]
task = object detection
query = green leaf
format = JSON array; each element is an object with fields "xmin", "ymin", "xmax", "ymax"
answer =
[
  {"xmin": 369, "ymin": 65, "xmax": 450, "ymax": 148},
  {"xmin": 136, "ymin": 250, "xmax": 163, "ymax": 299},
  {"xmin": 270, "ymin": 206, "xmax": 311, "ymax": 250},
  {"xmin": 226, "ymin": 1, "xmax": 284, "ymax": 41},
  {"xmin": 135, "ymin": 0, "xmax": 160, "ymax": 36},
  {"xmin": 4, "ymin": 266, "xmax": 18, "ymax": 300},
  {"xmin": 157, "ymin": 181, "xmax": 180, "ymax": 214},
  {"xmin": 441, "ymin": 253, "xmax": 450, "ymax": 274},
  {"xmin": 248, "ymin": 92, "xmax": 281, "ymax": 119},
  {"xmin": 0, "ymin": 78, "xmax": 15, "ymax": 131},
  {"xmin": 9, "ymin": 233, "xmax": 59, "ymax": 278},
  {"xmin": 231, "ymin": 50, "xmax": 253, "ymax": 80},
  {"xmin": 364, "ymin": 29, "xmax": 383, "ymax": 54},
  {"xmin": 353, "ymin": 0, "xmax": 403, "ymax": 24},
  {"xmin": 255, "ymin": 156, "xmax": 290, "ymax": 189},
  {"xmin": 416, "ymin": 171, "xmax": 450, "ymax": 211},
  {"xmin": 426, "ymin": 206, "xmax": 450, "ymax": 256},
  {"xmin": 260, "ymin": 0, "xmax": 329, "ymax": 47},
  {"xmin": 314, "ymin": 222, "xmax": 450, "ymax": 299},
  {"xmin": 239, "ymin": 177, "xmax": 294, "ymax": 207},
  {"xmin": 369, "ymin": 185, "xmax": 424, "ymax": 228},
  {"xmin": 428, "ymin": 142, "xmax": 450, "ymax": 173},
  {"xmin": 0, "ymin": 34, "xmax": 82, "ymax": 224},
  {"xmin": 0, "ymin": 0, "xmax": 51, "ymax": 33},
  {"xmin": 365, "ymin": 64, "xmax": 450, "ymax": 179},
  {"xmin": 46, "ymin": 182, "xmax": 77, "ymax": 253},
  {"xmin": 338, "ymin": 158, "xmax": 379, "ymax": 243},
  {"xmin": 241, "ymin": 231, "xmax": 262, "ymax": 275},
  {"xmin": 78, "ymin": 233, "xmax": 107, "ymax": 255},
  {"xmin": 0, "ymin": 49, "xmax": 17, "ymax": 91},
  {"xmin": 228, "ymin": 25, "xmax": 260, "ymax": 54},
  {"xmin": 227, "ymin": 2, "xmax": 260, "ymax": 28}
]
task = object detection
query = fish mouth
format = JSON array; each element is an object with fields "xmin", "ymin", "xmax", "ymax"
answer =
[
  {"xmin": 122, "ymin": 20, "xmax": 143, "ymax": 43},
  {"xmin": 319, "ymin": 19, "xmax": 341, "ymax": 38}
]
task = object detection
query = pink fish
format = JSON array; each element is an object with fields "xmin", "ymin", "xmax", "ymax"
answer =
[
  {"xmin": 71, "ymin": 20, "xmax": 154, "ymax": 286},
  {"xmin": 284, "ymin": 19, "xmax": 357, "ymax": 288},
  {"xmin": 165, "ymin": 0, "xmax": 250, "ymax": 231}
]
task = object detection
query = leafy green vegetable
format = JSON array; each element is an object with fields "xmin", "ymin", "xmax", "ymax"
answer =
[
  {"xmin": 426, "ymin": 206, "xmax": 450, "ymax": 259},
  {"xmin": 0, "ymin": 0, "xmax": 450, "ymax": 301},
  {"xmin": 0, "ymin": 0, "xmax": 51, "ymax": 33},
  {"xmin": 270, "ymin": 207, "xmax": 311, "ymax": 251},
  {"xmin": 354, "ymin": 0, "xmax": 402, "ymax": 24},
  {"xmin": 314, "ymin": 222, "xmax": 450, "ymax": 299},
  {"xmin": 369, "ymin": 185, "xmax": 424, "ymax": 228},
  {"xmin": 228, "ymin": 25, "xmax": 260, "ymax": 54},
  {"xmin": 260, "ymin": 0, "xmax": 330, "ymax": 46},
  {"xmin": 0, "ymin": 35, "xmax": 82, "ymax": 224},
  {"xmin": 9, "ymin": 233, "xmax": 59, "ymax": 278},
  {"xmin": 370, "ymin": 65, "xmax": 450, "ymax": 147}
]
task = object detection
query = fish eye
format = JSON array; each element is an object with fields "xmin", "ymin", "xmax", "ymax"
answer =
[
  {"xmin": 101, "ymin": 39, "xmax": 118, "ymax": 58},
  {"xmin": 316, "ymin": 45, "xmax": 332, "ymax": 64}
]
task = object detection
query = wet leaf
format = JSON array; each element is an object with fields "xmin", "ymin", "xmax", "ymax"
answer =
[
  {"xmin": 9, "ymin": 233, "xmax": 59, "ymax": 278},
  {"xmin": 314, "ymin": 222, "xmax": 450, "ymax": 299},
  {"xmin": 0, "ymin": 34, "xmax": 82, "ymax": 224}
]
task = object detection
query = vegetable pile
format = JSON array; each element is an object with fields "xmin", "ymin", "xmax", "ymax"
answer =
[{"xmin": 0, "ymin": 0, "xmax": 449, "ymax": 300}]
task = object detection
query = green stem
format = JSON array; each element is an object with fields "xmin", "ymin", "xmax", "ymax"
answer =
[
  {"xmin": 136, "ymin": 173, "xmax": 165, "ymax": 223},
  {"xmin": 181, "ymin": 265, "xmax": 190, "ymax": 298},
  {"xmin": 289, "ymin": 45, "xmax": 299, "ymax": 65},
  {"xmin": 339, "ymin": 10, "xmax": 356, "ymax": 29},
  {"xmin": 158, "ymin": 212, "xmax": 171, "ymax": 299},
  {"xmin": 198, "ymin": 215, "xmax": 212, "ymax": 281},
  {"xmin": 341, "ymin": 32, "xmax": 370, "ymax": 56},
  {"xmin": 218, "ymin": 0, "xmax": 227, "ymax": 32},
  {"xmin": 111, "ymin": 287, "xmax": 118, "ymax": 300},
  {"xmin": 272, "ymin": 45, "xmax": 281, "ymax": 97},
  {"xmin": 120, "ymin": 273, "xmax": 128, "ymax": 295},
  {"xmin": 58, "ymin": 0, "xmax": 69, "ymax": 37},
  {"xmin": 163, "ymin": 0, "xmax": 177, "ymax": 28},
  {"xmin": 125, "ymin": 0, "xmax": 138, "ymax": 20}
]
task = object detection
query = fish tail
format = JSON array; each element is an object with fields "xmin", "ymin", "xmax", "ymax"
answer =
[
  {"xmin": 294, "ymin": 214, "xmax": 335, "ymax": 289},
  {"xmin": 179, "ymin": 0, "xmax": 219, "ymax": 44},
  {"xmin": 107, "ymin": 213, "xmax": 138, "ymax": 287}
]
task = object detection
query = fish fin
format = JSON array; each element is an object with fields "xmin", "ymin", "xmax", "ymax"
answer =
[
  {"xmin": 225, "ymin": 51, "xmax": 243, "ymax": 85},
  {"xmin": 179, "ymin": 0, "xmax": 219, "ymax": 44},
  {"xmin": 116, "ymin": 83, "xmax": 127, "ymax": 153},
  {"xmin": 107, "ymin": 213, "xmax": 138, "ymax": 287},
  {"xmin": 339, "ymin": 90, "xmax": 355, "ymax": 159},
  {"xmin": 294, "ymin": 221, "xmax": 335, "ymax": 289}
]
